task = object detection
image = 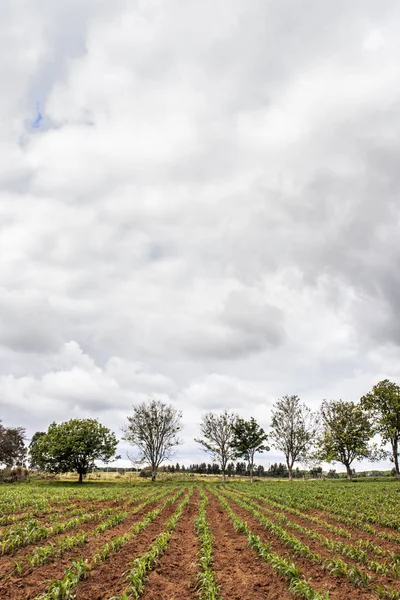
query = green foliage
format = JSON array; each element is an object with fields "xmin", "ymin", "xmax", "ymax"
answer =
[
  {"xmin": 30, "ymin": 419, "xmax": 118, "ymax": 483},
  {"xmin": 317, "ymin": 400, "xmax": 375, "ymax": 479},
  {"xmin": 0, "ymin": 421, "xmax": 26, "ymax": 467},
  {"xmin": 231, "ymin": 417, "xmax": 269, "ymax": 481},
  {"xmin": 29, "ymin": 432, "xmax": 46, "ymax": 470},
  {"xmin": 122, "ymin": 399, "xmax": 182, "ymax": 481},
  {"xmin": 195, "ymin": 490, "xmax": 222, "ymax": 600},
  {"xmin": 361, "ymin": 379, "xmax": 400, "ymax": 478},
  {"xmin": 270, "ymin": 395, "xmax": 319, "ymax": 479},
  {"xmin": 116, "ymin": 490, "xmax": 192, "ymax": 599},
  {"xmin": 37, "ymin": 487, "xmax": 184, "ymax": 599},
  {"xmin": 195, "ymin": 410, "xmax": 237, "ymax": 480},
  {"xmin": 215, "ymin": 491, "xmax": 329, "ymax": 599}
]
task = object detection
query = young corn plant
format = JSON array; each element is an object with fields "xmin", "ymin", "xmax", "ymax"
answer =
[
  {"xmin": 37, "ymin": 558, "xmax": 90, "ymax": 600},
  {"xmin": 194, "ymin": 490, "xmax": 222, "ymax": 600},
  {"xmin": 115, "ymin": 491, "xmax": 192, "ymax": 600},
  {"xmin": 214, "ymin": 491, "xmax": 329, "ymax": 600},
  {"xmin": 35, "ymin": 488, "xmax": 186, "ymax": 600},
  {"xmin": 238, "ymin": 487, "xmax": 400, "ymax": 580}
]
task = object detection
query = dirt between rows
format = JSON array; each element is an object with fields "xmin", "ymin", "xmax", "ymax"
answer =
[
  {"xmin": 308, "ymin": 507, "xmax": 400, "ymax": 546},
  {"xmin": 259, "ymin": 496, "xmax": 400, "ymax": 544},
  {"xmin": 0, "ymin": 494, "xmax": 155, "ymax": 575},
  {"xmin": 234, "ymin": 494, "xmax": 400, "ymax": 590},
  {"xmin": 221, "ymin": 494, "xmax": 378, "ymax": 600},
  {"xmin": 0, "ymin": 501, "xmax": 132, "ymax": 577},
  {"xmin": 247, "ymin": 493, "xmax": 400, "ymax": 558},
  {"xmin": 0, "ymin": 497, "xmax": 131, "ymax": 533},
  {"xmin": 79, "ymin": 490, "xmax": 300, "ymax": 600},
  {"xmin": 139, "ymin": 489, "xmax": 200, "ymax": 600},
  {"xmin": 205, "ymin": 491, "xmax": 293, "ymax": 600},
  {"xmin": 75, "ymin": 497, "xmax": 183, "ymax": 599},
  {"xmin": 0, "ymin": 493, "xmax": 176, "ymax": 599}
]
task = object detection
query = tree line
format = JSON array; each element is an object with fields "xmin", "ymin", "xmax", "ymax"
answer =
[{"xmin": 1, "ymin": 378, "xmax": 399, "ymax": 482}]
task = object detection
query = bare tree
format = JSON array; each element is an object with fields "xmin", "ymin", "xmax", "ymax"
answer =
[
  {"xmin": 122, "ymin": 399, "xmax": 182, "ymax": 481},
  {"xmin": 270, "ymin": 395, "xmax": 319, "ymax": 480},
  {"xmin": 195, "ymin": 410, "xmax": 236, "ymax": 481}
]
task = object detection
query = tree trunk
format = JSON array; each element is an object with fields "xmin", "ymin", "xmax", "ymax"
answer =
[
  {"xmin": 250, "ymin": 464, "xmax": 254, "ymax": 483},
  {"xmin": 151, "ymin": 469, "xmax": 157, "ymax": 481},
  {"xmin": 288, "ymin": 465, "xmax": 293, "ymax": 481},
  {"xmin": 392, "ymin": 439, "xmax": 400, "ymax": 479},
  {"xmin": 346, "ymin": 464, "xmax": 353, "ymax": 480},
  {"xmin": 78, "ymin": 472, "xmax": 83, "ymax": 484},
  {"xmin": 222, "ymin": 458, "xmax": 227, "ymax": 482}
]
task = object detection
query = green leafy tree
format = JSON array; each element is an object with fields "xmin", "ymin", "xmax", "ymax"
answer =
[
  {"xmin": 361, "ymin": 379, "xmax": 400, "ymax": 479},
  {"xmin": 32, "ymin": 419, "xmax": 119, "ymax": 483},
  {"xmin": 231, "ymin": 417, "xmax": 269, "ymax": 482},
  {"xmin": 317, "ymin": 400, "xmax": 375, "ymax": 479},
  {"xmin": 29, "ymin": 431, "xmax": 46, "ymax": 470},
  {"xmin": 0, "ymin": 421, "xmax": 26, "ymax": 467},
  {"xmin": 270, "ymin": 395, "xmax": 319, "ymax": 480},
  {"xmin": 195, "ymin": 410, "xmax": 236, "ymax": 481},
  {"xmin": 122, "ymin": 399, "xmax": 182, "ymax": 481}
]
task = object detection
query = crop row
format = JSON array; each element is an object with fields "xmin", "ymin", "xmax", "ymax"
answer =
[
  {"xmin": 230, "ymin": 487, "xmax": 400, "ymax": 576},
  {"xmin": 214, "ymin": 490, "xmax": 330, "ymax": 600},
  {"xmin": 194, "ymin": 489, "xmax": 221, "ymax": 600},
  {"xmin": 0, "ymin": 486, "xmax": 146, "ymax": 526},
  {"xmin": 113, "ymin": 489, "xmax": 192, "ymax": 599},
  {"xmin": 257, "ymin": 487, "xmax": 400, "ymax": 545},
  {"xmin": 0, "ymin": 485, "xmax": 165, "ymax": 556},
  {"xmin": 35, "ymin": 487, "xmax": 187, "ymax": 599},
  {"xmin": 252, "ymin": 483, "xmax": 400, "ymax": 533},
  {"xmin": 221, "ymin": 488, "xmax": 400, "ymax": 600},
  {"xmin": 11, "ymin": 486, "xmax": 176, "ymax": 576}
]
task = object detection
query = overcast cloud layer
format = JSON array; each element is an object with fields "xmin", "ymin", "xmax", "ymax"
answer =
[{"xmin": 1, "ymin": 0, "xmax": 400, "ymax": 471}]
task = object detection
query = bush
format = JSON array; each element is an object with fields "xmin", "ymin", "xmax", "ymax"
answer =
[
  {"xmin": 0, "ymin": 466, "xmax": 29, "ymax": 483},
  {"xmin": 139, "ymin": 469, "xmax": 151, "ymax": 478}
]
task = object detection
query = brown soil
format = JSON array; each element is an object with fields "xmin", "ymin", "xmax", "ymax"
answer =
[
  {"xmin": 220, "ymin": 493, "xmax": 377, "ymax": 600},
  {"xmin": 139, "ymin": 490, "xmax": 200, "ymax": 600},
  {"xmin": 0, "ymin": 495, "xmax": 157, "ymax": 576},
  {"xmin": 247, "ymin": 498, "xmax": 399, "ymax": 561},
  {"xmin": 238, "ymin": 494, "xmax": 400, "ymax": 579},
  {"xmin": 258, "ymin": 495, "xmax": 400, "ymax": 544},
  {"xmin": 308, "ymin": 507, "xmax": 400, "ymax": 544},
  {"xmin": 0, "ymin": 494, "xmax": 175, "ymax": 600},
  {"xmin": 205, "ymin": 491, "xmax": 293, "ymax": 600},
  {"xmin": 75, "ymin": 499, "xmax": 182, "ymax": 599},
  {"xmin": 0, "ymin": 503, "xmax": 124, "ymax": 576}
]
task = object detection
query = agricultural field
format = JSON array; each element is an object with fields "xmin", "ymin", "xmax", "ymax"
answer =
[{"xmin": 0, "ymin": 480, "xmax": 400, "ymax": 599}]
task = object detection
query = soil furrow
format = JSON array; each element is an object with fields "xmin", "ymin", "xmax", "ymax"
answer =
[
  {"xmin": 75, "ymin": 498, "xmax": 183, "ymax": 599},
  {"xmin": 220, "ymin": 494, "xmax": 377, "ymax": 600},
  {"xmin": 139, "ymin": 489, "xmax": 200, "ymax": 600},
  {"xmin": 0, "ymin": 495, "xmax": 173, "ymax": 599},
  {"xmin": 231, "ymin": 493, "xmax": 400, "ymax": 582},
  {"xmin": 205, "ymin": 491, "xmax": 293, "ymax": 600}
]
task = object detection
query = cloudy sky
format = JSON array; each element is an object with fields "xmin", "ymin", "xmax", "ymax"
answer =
[{"xmin": 1, "ymin": 0, "xmax": 400, "ymax": 472}]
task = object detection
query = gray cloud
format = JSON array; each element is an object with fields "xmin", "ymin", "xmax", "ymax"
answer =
[{"xmin": 1, "ymin": 0, "xmax": 400, "ymax": 470}]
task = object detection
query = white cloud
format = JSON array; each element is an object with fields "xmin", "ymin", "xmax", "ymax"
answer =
[{"xmin": 0, "ymin": 0, "xmax": 400, "ymax": 471}]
